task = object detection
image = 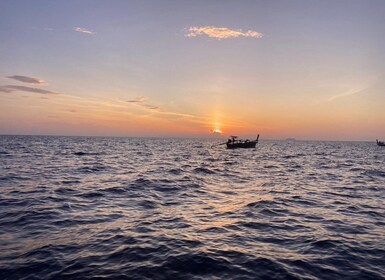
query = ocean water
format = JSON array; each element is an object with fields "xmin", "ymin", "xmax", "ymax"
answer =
[{"xmin": 0, "ymin": 135, "xmax": 384, "ymax": 280}]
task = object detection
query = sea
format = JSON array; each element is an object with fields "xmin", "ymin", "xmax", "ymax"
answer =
[{"xmin": 0, "ymin": 135, "xmax": 384, "ymax": 280}]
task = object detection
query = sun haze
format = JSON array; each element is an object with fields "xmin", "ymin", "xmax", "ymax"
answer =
[{"xmin": 1, "ymin": 1, "xmax": 384, "ymax": 140}]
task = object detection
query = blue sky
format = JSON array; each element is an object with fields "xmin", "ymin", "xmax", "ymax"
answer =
[{"xmin": 1, "ymin": 0, "xmax": 384, "ymax": 139}]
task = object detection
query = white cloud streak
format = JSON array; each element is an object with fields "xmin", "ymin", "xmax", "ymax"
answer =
[
  {"xmin": 328, "ymin": 87, "xmax": 367, "ymax": 102},
  {"xmin": 74, "ymin": 27, "xmax": 96, "ymax": 35},
  {"xmin": 185, "ymin": 26, "xmax": 263, "ymax": 40}
]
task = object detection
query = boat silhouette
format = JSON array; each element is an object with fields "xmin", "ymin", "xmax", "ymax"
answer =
[
  {"xmin": 376, "ymin": 139, "xmax": 385, "ymax": 146},
  {"xmin": 226, "ymin": 135, "xmax": 259, "ymax": 149}
]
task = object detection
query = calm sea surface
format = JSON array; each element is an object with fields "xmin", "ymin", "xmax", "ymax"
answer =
[{"xmin": 0, "ymin": 135, "xmax": 384, "ymax": 279}]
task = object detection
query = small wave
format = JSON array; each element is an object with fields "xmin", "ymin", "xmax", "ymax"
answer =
[
  {"xmin": 102, "ymin": 186, "xmax": 128, "ymax": 194},
  {"xmin": 155, "ymin": 184, "xmax": 182, "ymax": 193},
  {"xmin": 224, "ymin": 160, "xmax": 237, "ymax": 165},
  {"xmin": 77, "ymin": 165, "xmax": 106, "ymax": 173},
  {"xmin": 132, "ymin": 177, "xmax": 154, "ymax": 187},
  {"xmin": 264, "ymin": 165, "xmax": 278, "ymax": 169},
  {"xmin": 291, "ymin": 196, "xmax": 318, "ymax": 207},
  {"xmin": 193, "ymin": 167, "xmax": 216, "ymax": 174},
  {"xmin": 168, "ymin": 168, "xmax": 183, "ymax": 175},
  {"xmin": 54, "ymin": 187, "xmax": 78, "ymax": 195},
  {"xmin": 363, "ymin": 169, "xmax": 385, "ymax": 178},
  {"xmin": 0, "ymin": 209, "xmax": 60, "ymax": 228},
  {"xmin": 0, "ymin": 198, "xmax": 34, "ymax": 208},
  {"xmin": 138, "ymin": 199, "xmax": 159, "ymax": 209},
  {"xmin": 241, "ymin": 221, "xmax": 269, "ymax": 230},
  {"xmin": 309, "ymin": 238, "xmax": 343, "ymax": 250},
  {"xmin": 259, "ymin": 208, "xmax": 287, "ymax": 216},
  {"xmin": 130, "ymin": 178, "xmax": 181, "ymax": 192},
  {"xmin": 80, "ymin": 191, "xmax": 104, "ymax": 199},
  {"xmin": 0, "ymin": 174, "xmax": 30, "ymax": 182},
  {"xmin": 282, "ymin": 155, "xmax": 298, "ymax": 159},
  {"xmin": 155, "ymin": 216, "xmax": 190, "ymax": 229},
  {"xmin": 245, "ymin": 200, "xmax": 274, "ymax": 208},
  {"xmin": 349, "ymin": 167, "xmax": 364, "ymax": 172},
  {"xmin": 361, "ymin": 210, "xmax": 385, "ymax": 218},
  {"xmin": 288, "ymin": 164, "xmax": 302, "ymax": 169},
  {"xmin": 179, "ymin": 182, "xmax": 201, "ymax": 190},
  {"xmin": 160, "ymin": 252, "xmax": 233, "ymax": 276},
  {"xmin": 61, "ymin": 179, "xmax": 81, "ymax": 185}
]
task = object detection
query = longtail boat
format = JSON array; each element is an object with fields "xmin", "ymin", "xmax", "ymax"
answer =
[{"xmin": 226, "ymin": 135, "xmax": 259, "ymax": 149}]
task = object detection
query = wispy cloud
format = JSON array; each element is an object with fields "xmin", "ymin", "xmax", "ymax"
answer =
[
  {"xmin": 126, "ymin": 96, "xmax": 160, "ymax": 111},
  {"xmin": 6, "ymin": 75, "xmax": 46, "ymax": 84},
  {"xmin": 328, "ymin": 87, "xmax": 367, "ymax": 102},
  {"xmin": 0, "ymin": 85, "xmax": 59, "ymax": 95},
  {"xmin": 125, "ymin": 96, "xmax": 207, "ymax": 121},
  {"xmin": 74, "ymin": 27, "xmax": 96, "ymax": 35},
  {"xmin": 143, "ymin": 104, "xmax": 159, "ymax": 110},
  {"xmin": 126, "ymin": 96, "xmax": 147, "ymax": 103},
  {"xmin": 185, "ymin": 26, "xmax": 263, "ymax": 40}
]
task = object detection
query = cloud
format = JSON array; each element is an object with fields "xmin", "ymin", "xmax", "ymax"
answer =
[
  {"xmin": 6, "ymin": 75, "xmax": 46, "ymax": 84},
  {"xmin": 125, "ymin": 96, "xmax": 203, "ymax": 121},
  {"xmin": 126, "ymin": 96, "xmax": 160, "ymax": 111},
  {"xmin": 0, "ymin": 85, "xmax": 59, "ymax": 95},
  {"xmin": 328, "ymin": 87, "xmax": 367, "ymax": 102},
  {"xmin": 126, "ymin": 96, "xmax": 147, "ymax": 103},
  {"xmin": 143, "ymin": 104, "xmax": 159, "ymax": 110},
  {"xmin": 185, "ymin": 26, "xmax": 263, "ymax": 40},
  {"xmin": 74, "ymin": 27, "xmax": 96, "ymax": 35}
]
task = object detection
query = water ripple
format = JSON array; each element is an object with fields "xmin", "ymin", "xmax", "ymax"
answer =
[{"xmin": 0, "ymin": 136, "xmax": 384, "ymax": 279}]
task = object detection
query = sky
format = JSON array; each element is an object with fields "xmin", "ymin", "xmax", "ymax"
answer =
[{"xmin": 1, "ymin": 0, "xmax": 385, "ymax": 140}]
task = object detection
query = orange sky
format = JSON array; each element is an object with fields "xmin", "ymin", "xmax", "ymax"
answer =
[{"xmin": 1, "ymin": 1, "xmax": 385, "ymax": 140}]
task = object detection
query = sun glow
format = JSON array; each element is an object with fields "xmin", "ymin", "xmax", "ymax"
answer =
[{"xmin": 211, "ymin": 109, "xmax": 223, "ymax": 136}]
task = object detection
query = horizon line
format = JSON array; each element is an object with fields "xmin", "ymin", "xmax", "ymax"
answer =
[{"xmin": 0, "ymin": 133, "xmax": 379, "ymax": 142}]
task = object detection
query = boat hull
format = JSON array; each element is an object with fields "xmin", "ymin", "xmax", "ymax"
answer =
[
  {"xmin": 376, "ymin": 140, "xmax": 385, "ymax": 146},
  {"xmin": 226, "ymin": 141, "xmax": 257, "ymax": 149}
]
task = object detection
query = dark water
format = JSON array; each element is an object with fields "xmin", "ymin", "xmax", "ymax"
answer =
[{"xmin": 0, "ymin": 135, "xmax": 384, "ymax": 280}]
